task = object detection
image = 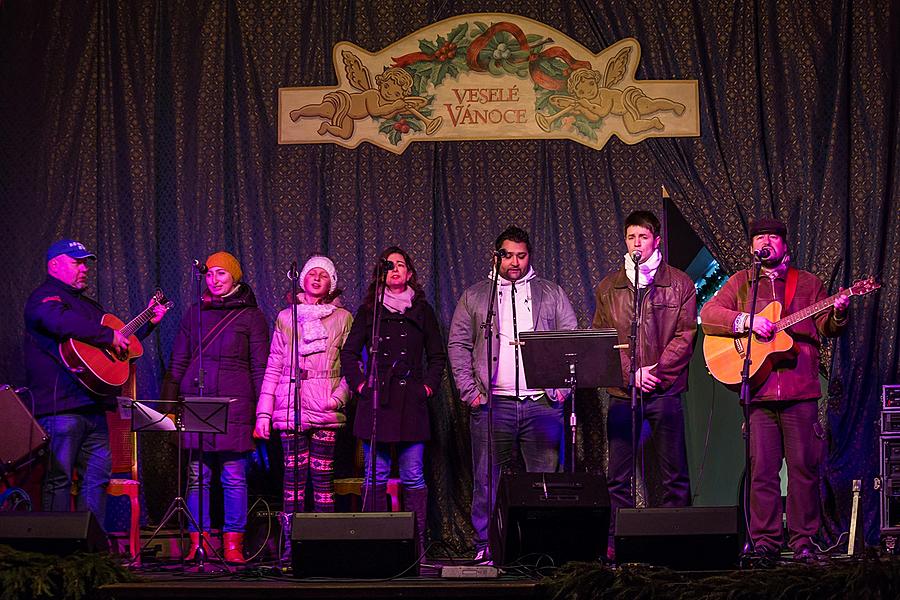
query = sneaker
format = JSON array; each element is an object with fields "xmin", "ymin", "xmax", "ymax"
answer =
[
  {"xmin": 746, "ymin": 547, "xmax": 780, "ymax": 569},
  {"xmin": 473, "ymin": 547, "xmax": 493, "ymax": 565},
  {"xmin": 793, "ymin": 546, "xmax": 819, "ymax": 564}
]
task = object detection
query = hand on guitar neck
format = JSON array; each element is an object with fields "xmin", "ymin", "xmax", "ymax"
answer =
[
  {"xmin": 107, "ymin": 297, "xmax": 169, "ymax": 359},
  {"xmin": 750, "ymin": 288, "xmax": 850, "ymax": 341}
]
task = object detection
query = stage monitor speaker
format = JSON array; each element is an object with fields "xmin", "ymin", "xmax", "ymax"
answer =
[
  {"xmin": 0, "ymin": 511, "xmax": 109, "ymax": 554},
  {"xmin": 489, "ymin": 472, "xmax": 610, "ymax": 566},
  {"xmin": 291, "ymin": 512, "xmax": 417, "ymax": 578},
  {"xmin": 615, "ymin": 506, "xmax": 740, "ymax": 570},
  {"xmin": 0, "ymin": 385, "xmax": 48, "ymax": 474}
]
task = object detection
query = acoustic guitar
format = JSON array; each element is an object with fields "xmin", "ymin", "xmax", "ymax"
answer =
[
  {"xmin": 703, "ymin": 277, "xmax": 879, "ymax": 386},
  {"xmin": 60, "ymin": 289, "xmax": 173, "ymax": 395}
]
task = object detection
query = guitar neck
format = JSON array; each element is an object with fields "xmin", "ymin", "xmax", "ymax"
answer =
[
  {"xmin": 775, "ymin": 293, "xmax": 841, "ymax": 332},
  {"xmin": 120, "ymin": 307, "xmax": 155, "ymax": 338}
]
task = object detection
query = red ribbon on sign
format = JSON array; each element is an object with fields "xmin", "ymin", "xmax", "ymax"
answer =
[
  {"xmin": 466, "ymin": 21, "xmax": 591, "ymax": 90},
  {"xmin": 392, "ymin": 21, "xmax": 591, "ymax": 90}
]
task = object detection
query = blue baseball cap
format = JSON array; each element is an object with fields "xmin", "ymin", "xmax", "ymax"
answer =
[{"xmin": 47, "ymin": 239, "xmax": 97, "ymax": 262}]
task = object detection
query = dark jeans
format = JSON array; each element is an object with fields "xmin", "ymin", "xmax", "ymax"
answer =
[
  {"xmin": 749, "ymin": 400, "xmax": 823, "ymax": 553},
  {"xmin": 607, "ymin": 393, "xmax": 691, "ymax": 537},
  {"xmin": 470, "ymin": 394, "xmax": 563, "ymax": 549},
  {"xmin": 38, "ymin": 412, "xmax": 111, "ymax": 528}
]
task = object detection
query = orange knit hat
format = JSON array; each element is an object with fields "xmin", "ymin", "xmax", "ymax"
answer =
[{"xmin": 206, "ymin": 251, "xmax": 243, "ymax": 282}]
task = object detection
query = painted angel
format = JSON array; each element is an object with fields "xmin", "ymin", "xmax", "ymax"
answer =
[
  {"xmin": 289, "ymin": 50, "xmax": 438, "ymax": 139},
  {"xmin": 536, "ymin": 47, "xmax": 686, "ymax": 134}
]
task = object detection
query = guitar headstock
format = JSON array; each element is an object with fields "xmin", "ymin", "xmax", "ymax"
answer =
[
  {"xmin": 849, "ymin": 277, "xmax": 880, "ymax": 297},
  {"xmin": 152, "ymin": 288, "xmax": 175, "ymax": 311}
]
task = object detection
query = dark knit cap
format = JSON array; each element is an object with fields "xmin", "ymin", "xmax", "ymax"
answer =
[{"xmin": 749, "ymin": 217, "xmax": 787, "ymax": 239}]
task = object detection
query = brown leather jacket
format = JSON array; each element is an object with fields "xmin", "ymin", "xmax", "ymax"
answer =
[
  {"xmin": 699, "ymin": 268, "xmax": 848, "ymax": 402},
  {"xmin": 592, "ymin": 261, "xmax": 698, "ymax": 398}
]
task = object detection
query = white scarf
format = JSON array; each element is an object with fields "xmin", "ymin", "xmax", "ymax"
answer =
[
  {"xmin": 294, "ymin": 302, "xmax": 336, "ymax": 356},
  {"xmin": 382, "ymin": 286, "xmax": 414, "ymax": 313},
  {"xmin": 624, "ymin": 248, "xmax": 662, "ymax": 288}
]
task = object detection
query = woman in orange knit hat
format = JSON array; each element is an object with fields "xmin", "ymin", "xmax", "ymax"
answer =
[{"xmin": 162, "ymin": 251, "xmax": 269, "ymax": 564}]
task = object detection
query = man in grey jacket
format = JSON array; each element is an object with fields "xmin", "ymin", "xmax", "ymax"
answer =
[{"xmin": 448, "ymin": 226, "xmax": 578, "ymax": 562}]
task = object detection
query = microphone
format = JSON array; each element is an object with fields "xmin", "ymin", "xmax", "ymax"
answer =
[
  {"xmin": 192, "ymin": 259, "xmax": 209, "ymax": 274},
  {"xmin": 380, "ymin": 259, "xmax": 395, "ymax": 271},
  {"xmin": 754, "ymin": 247, "xmax": 772, "ymax": 260},
  {"xmin": 631, "ymin": 250, "xmax": 642, "ymax": 263},
  {"xmin": 493, "ymin": 248, "xmax": 510, "ymax": 259},
  {"xmin": 286, "ymin": 260, "xmax": 299, "ymax": 280}
]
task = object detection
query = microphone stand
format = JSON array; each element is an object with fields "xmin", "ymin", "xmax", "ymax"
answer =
[
  {"xmin": 285, "ymin": 262, "xmax": 302, "ymax": 567},
  {"xmin": 364, "ymin": 261, "xmax": 390, "ymax": 511},
  {"xmin": 628, "ymin": 254, "xmax": 643, "ymax": 510},
  {"xmin": 739, "ymin": 253, "xmax": 765, "ymax": 560},
  {"xmin": 191, "ymin": 261, "xmax": 227, "ymax": 571},
  {"xmin": 481, "ymin": 253, "xmax": 502, "ymax": 554}
]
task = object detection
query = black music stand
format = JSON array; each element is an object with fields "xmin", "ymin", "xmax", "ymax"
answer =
[
  {"xmin": 519, "ymin": 329, "xmax": 623, "ymax": 473},
  {"xmin": 129, "ymin": 396, "xmax": 233, "ymax": 568}
]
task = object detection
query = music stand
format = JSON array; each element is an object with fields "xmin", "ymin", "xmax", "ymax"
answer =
[
  {"xmin": 519, "ymin": 329, "xmax": 623, "ymax": 472},
  {"xmin": 129, "ymin": 396, "xmax": 233, "ymax": 569}
]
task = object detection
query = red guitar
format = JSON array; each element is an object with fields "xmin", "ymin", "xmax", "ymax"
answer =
[
  {"xmin": 703, "ymin": 277, "xmax": 880, "ymax": 386},
  {"xmin": 60, "ymin": 290, "xmax": 173, "ymax": 395}
]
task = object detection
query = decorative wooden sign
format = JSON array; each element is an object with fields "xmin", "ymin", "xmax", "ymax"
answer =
[{"xmin": 278, "ymin": 14, "xmax": 699, "ymax": 153}]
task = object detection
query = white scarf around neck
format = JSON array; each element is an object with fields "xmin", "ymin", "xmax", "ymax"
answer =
[
  {"xmin": 624, "ymin": 248, "xmax": 662, "ymax": 288},
  {"xmin": 294, "ymin": 302, "xmax": 336, "ymax": 355},
  {"xmin": 382, "ymin": 286, "xmax": 414, "ymax": 313}
]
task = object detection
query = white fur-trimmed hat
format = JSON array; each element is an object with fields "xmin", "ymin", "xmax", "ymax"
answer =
[{"xmin": 299, "ymin": 255, "xmax": 337, "ymax": 293}]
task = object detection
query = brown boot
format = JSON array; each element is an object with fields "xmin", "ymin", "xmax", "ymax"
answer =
[
  {"xmin": 223, "ymin": 532, "xmax": 246, "ymax": 565},
  {"xmin": 184, "ymin": 532, "xmax": 212, "ymax": 561}
]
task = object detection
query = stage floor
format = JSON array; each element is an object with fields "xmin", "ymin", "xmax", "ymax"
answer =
[{"xmin": 99, "ymin": 561, "xmax": 541, "ymax": 600}]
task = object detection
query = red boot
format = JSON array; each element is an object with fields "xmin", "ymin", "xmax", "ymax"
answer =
[
  {"xmin": 184, "ymin": 532, "xmax": 212, "ymax": 561},
  {"xmin": 223, "ymin": 532, "xmax": 246, "ymax": 565}
]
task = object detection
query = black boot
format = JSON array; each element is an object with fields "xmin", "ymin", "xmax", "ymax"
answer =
[
  {"xmin": 362, "ymin": 483, "xmax": 388, "ymax": 512},
  {"xmin": 279, "ymin": 512, "xmax": 293, "ymax": 568},
  {"xmin": 402, "ymin": 485, "xmax": 428, "ymax": 560}
]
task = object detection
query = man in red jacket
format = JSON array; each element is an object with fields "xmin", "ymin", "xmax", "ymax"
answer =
[{"xmin": 700, "ymin": 218, "xmax": 849, "ymax": 563}]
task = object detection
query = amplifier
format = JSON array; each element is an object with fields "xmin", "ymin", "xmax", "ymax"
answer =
[
  {"xmin": 489, "ymin": 472, "xmax": 610, "ymax": 566},
  {"xmin": 0, "ymin": 386, "xmax": 48, "ymax": 473},
  {"xmin": 291, "ymin": 512, "xmax": 416, "ymax": 578},
  {"xmin": 884, "ymin": 386, "xmax": 900, "ymax": 409},
  {"xmin": 882, "ymin": 410, "xmax": 900, "ymax": 435}
]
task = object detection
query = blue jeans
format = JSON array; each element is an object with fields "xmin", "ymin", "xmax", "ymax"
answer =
[
  {"xmin": 38, "ymin": 412, "xmax": 112, "ymax": 529},
  {"xmin": 361, "ymin": 441, "xmax": 425, "ymax": 489},
  {"xmin": 187, "ymin": 452, "xmax": 249, "ymax": 533},
  {"xmin": 469, "ymin": 395, "xmax": 563, "ymax": 549}
]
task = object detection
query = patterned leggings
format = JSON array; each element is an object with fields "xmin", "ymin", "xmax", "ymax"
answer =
[{"xmin": 280, "ymin": 428, "xmax": 337, "ymax": 513}]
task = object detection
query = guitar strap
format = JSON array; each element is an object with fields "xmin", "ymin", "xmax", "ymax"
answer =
[
  {"xmin": 784, "ymin": 267, "xmax": 799, "ymax": 311},
  {"xmin": 189, "ymin": 307, "xmax": 249, "ymax": 364}
]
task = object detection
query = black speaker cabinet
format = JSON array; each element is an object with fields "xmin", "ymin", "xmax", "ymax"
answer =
[
  {"xmin": 615, "ymin": 506, "xmax": 741, "ymax": 570},
  {"xmin": 0, "ymin": 385, "xmax": 48, "ymax": 474},
  {"xmin": 489, "ymin": 472, "xmax": 610, "ymax": 566},
  {"xmin": 0, "ymin": 511, "xmax": 109, "ymax": 554},
  {"xmin": 291, "ymin": 512, "xmax": 417, "ymax": 578}
]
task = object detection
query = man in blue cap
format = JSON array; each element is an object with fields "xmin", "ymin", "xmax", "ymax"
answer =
[{"xmin": 23, "ymin": 239, "xmax": 168, "ymax": 528}]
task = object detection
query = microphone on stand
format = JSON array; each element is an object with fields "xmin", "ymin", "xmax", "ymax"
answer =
[
  {"xmin": 493, "ymin": 248, "xmax": 510, "ymax": 259},
  {"xmin": 286, "ymin": 260, "xmax": 299, "ymax": 280},
  {"xmin": 192, "ymin": 259, "xmax": 209, "ymax": 274},
  {"xmin": 754, "ymin": 247, "xmax": 772, "ymax": 260},
  {"xmin": 380, "ymin": 259, "xmax": 395, "ymax": 271},
  {"xmin": 631, "ymin": 250, "xmax": 642, "ymax": 263}
]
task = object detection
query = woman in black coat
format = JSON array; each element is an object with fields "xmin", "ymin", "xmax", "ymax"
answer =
[
  {"xmin": 340, "ymin": 246, "xmax": 446, "ymax": 555},
  {"xmin": 162, "ymin": 251, "xmax": 269, "ymax": 564}
]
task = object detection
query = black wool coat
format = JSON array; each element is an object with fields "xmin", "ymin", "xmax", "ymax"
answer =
[
  {"xmin": 341, "ymin": 293, "xmax": 446, "ymax": 443},
  {"xmin": 162, "ymin": 283, "xmax": 269, "ymax": 453}
]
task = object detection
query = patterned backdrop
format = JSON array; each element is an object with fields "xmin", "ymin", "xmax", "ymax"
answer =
[{"xmin": 0, "ymin": 0, "xmax": 897, "ymax": 550}]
